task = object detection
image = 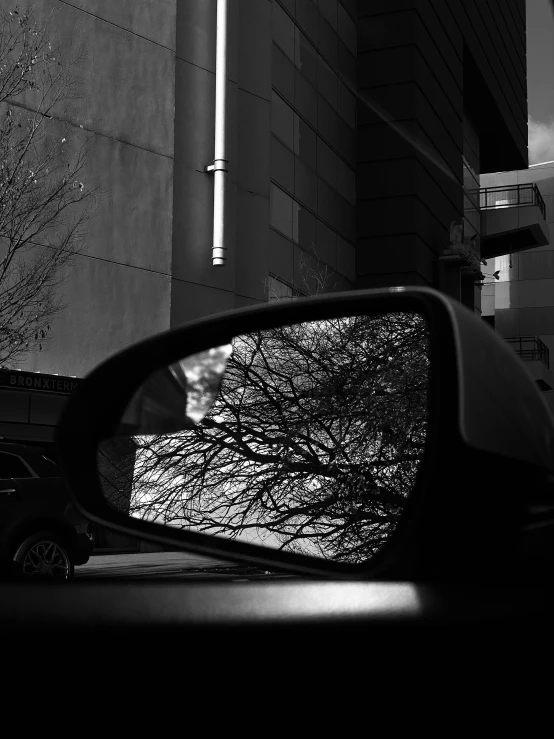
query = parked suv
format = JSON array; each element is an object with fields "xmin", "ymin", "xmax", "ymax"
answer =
[{"xmin": 0, "ymin": 442, "xmax": 94, "ymax": 579}]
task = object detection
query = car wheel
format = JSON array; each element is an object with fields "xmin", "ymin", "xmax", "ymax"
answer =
[{"xmin": 12, "ymin": 532, "xmax": 74, "ymax": 580}]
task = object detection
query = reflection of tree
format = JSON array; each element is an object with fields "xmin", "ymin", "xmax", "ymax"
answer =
[
  {"xmin": 104, "ymin": 312, "xmax": 429, "ymax": 564},
  {"xmin": 97, "ymin": 436, "xmax": 137, "ymax": 514}
]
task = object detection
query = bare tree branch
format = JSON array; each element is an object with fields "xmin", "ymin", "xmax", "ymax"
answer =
[
  {"xmin": 99, "ymin": 312, "xmax": 431, "ymax": 565},
  {"xmin": 0, "ymin": 3, "xmax": 98, "ymax": 365}
]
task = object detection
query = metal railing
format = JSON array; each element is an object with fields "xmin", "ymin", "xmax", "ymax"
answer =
[
  {"xmin": 471, "ymin": 183, "xmax": 546, "ymax": 221},
  {"xmin": 505, "ymin": 336, "xmax": 550, "ymax": 368}
]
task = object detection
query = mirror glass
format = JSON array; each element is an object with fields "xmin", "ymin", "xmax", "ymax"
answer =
[{"xmin": 97, "ymin": 312, "xmax": 431, "ymax": 564}]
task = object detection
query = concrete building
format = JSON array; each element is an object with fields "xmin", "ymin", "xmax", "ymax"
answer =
[
  {"xmin": 0, "ymin": 0, "xmax": 540, "ymax": 551},
  {"xmin": 481, "ymin": 161, "xmax": 554, "ymax": 414},
  {"xmin": 1, "ymin": 0, "xmax": 542, "ymax": 440},
  {"xmin": 0, "ymin": 0, "xmax": 530, "ymax": 384},
  {"xmin": 356, "ymin": 0, "xmax": 532, "ymax": 313}
]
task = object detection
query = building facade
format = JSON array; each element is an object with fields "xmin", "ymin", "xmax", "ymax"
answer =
[
  {"xmin": 356, "ymin": 0, "xmax": 530, "ymax": 311},
  {"xmin": 481, "ymin": 161, "xmax": 554, "ymax": 414},
  {"xmin": 0, "ymin": 0, "xmax": 538, "ymax": 552},
  {"xmin": 0, "ymin": 0, "xmax": 529, "ymax": 384},
  {"xmin": 0, "ymin": 0, "xmax": 538, "ymax": 436}
]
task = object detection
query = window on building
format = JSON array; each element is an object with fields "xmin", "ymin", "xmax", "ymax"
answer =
[
  {"xmin": 293, "ymin": 199, "xmax": 317, "ymax": 248},
  {"xmin": 317, "ymin": 136, "xmax": 337, "ymax": 187},
  {"xmin": 270, "ymin": 183, "xmax": 293, "ymax": 239},
  {"xmin": 294, "ymin": 158, "xmax": 318, "ymax": 212},
  {"xmin": 294, "ymin": 69, "xmax": 318, "ymax": 125},
  {"xmin": 294, "ymin": 26, "xmax": 317, "ymax": 87},
  {"xmin": 319, "ymin": 12, "xmax": 338, "ymax": 67},
  {"xmin": 336, "ymin": 154, "xmax": 355, "ymax": 205},
  {"xmin": 294, "ymin": 114, "xmax": 317, "ymax": 169},
  {"xmin": 271, "ymin": 135, "xmax": 295, "ymax": 193},
  {"xmin": 271, "ymin": 91, "xmax": 294, "ymax": 149},
  {"xmin": 267, "ymin": 274, "xmax": 303, "ymax": 301},
  {"xmin": 296, "ymin": 0, "xmax": 319, "ymax": 44},
  {"xmin": 273, "ymin": 1, "xmax": 294, "ymax": 60},
  {"xmin": 273, "ymin": 44, "xmax": 295, "ymax": 103}
]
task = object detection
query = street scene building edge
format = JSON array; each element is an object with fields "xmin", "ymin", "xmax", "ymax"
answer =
[{"xmin": 1, "ymin": 1, "xmax": 551, "ymax": 508}]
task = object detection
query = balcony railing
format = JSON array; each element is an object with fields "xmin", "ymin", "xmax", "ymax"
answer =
[
  {"xmin": 505, "ymin": 336, "xmax": 550, "ymax": 369},
  {"xmin": 471, "ymin": 183, "xmax": 546, "ymax": 221}
]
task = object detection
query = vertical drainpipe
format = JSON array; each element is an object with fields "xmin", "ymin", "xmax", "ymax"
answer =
[{"xmin": 205, "ymin": 0, "xmax": 228, "ymax": 266}]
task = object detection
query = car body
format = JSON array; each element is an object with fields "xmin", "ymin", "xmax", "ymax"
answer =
[{"xmin": 0, "ymin": 441, "xmax": 94, "ymax": 578}]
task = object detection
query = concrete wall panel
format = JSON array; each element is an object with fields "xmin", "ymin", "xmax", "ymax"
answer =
[
  {"xmin": 314, "ymin": 220, "xmax": 337, "ymax": 268},
  {"xmin": 176, "ymin": 0, "xmax": 216, "ymax": 70},
  {"xmin": 11, "ymin": 0, "xmax": 176, "ymax": 378},
  {"xmin": 173, "ymin": 59, "xmax": 215, "ymax": 173},
  {"xmin": 357, "ymin": 234, "xmax": 435, "ymax": 285},
  {"xmin": 61, "ymin": 0, "xmax": 177, "ymax": 48},
  {"xmin": 235, "ymin": 294, "xmax": 265, "ymax": 309},
  {"xmin": 495, "ymin": 308, "xmax": 520, "ymax": 337},
  {"xmin": 235, "ymin": 191, "xmax": 270, "ymax": 301},
  {"xmin": 268, "ymin": 229, "xmax": 294, "ymax": 286},
  {"xmin": 27, "ymin": 1, "xmax": 176, "ymax": 155},
  {"xmin": 519, "ymin": 307, "xmax": 554, "ymax": 336},
  {"xmin": 170, "ymin": 279, "xmax": 235, "ymax": 324},
  {"xmin": 480, "ymin": 171, "xmax": 518, "ymax": 188},
  {"xmin": 82, "ymin": 134, "xmax": 173, "ymax": 273},
  {"xmin": 238, "ymin": 0, "xmax": 272, "ymax": 100},
  {"xmin": 481, "ymin": 284, "xmax": 495, "ymax": 315},
  {"xmin": 495, "ymin": 281, "xmax": 520, "ymax": 310},
  {"xmin": 482, "ymin": 205, "xmax": 549, "ymax": 239},
  {"xmin": 358, "ymin": 46, "xmax": 462, "ymax": 131},
  {"xmin": 518, "ymin": 279, "xmax": 554, "ymax": 309},
  {"xmin": 238, "ymin": 90, "xmax": 271, "ymax": 197},
  {"xmin": 171, "ymin": 167, "xmax": 236, "ymax": 293},
  {"xmin": 519, "ymin": 251, "xmax": 554, "ymax": 281},
  {"xmin": 337, "ymin": 236, "xmax": 355, "ymax": 282},
  {"xmin": 22, "ymin": 252, "xmax": 171, "ymax": 376},
  {"xmin": 357, "ymin": 158, "xmax": 460, "ymax": 220},
  {"xmin": 357, "ymin": 191, "xmax": 455, "ymax": 260},
  {"xmin": 358, "ymin": 86, "xmax": 462, "ymax": 191}
]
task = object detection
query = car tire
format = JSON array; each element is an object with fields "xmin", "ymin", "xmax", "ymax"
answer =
[{"xmin": 12, "ymin": 531, "xmax": 75, "ymax": 580}]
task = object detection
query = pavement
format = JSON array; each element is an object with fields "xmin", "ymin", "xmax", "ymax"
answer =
[{"xmin": 74, "ymin": 550, "xmax": 276, "ymax": 579}]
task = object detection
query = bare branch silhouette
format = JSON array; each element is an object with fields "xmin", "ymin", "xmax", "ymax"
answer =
[
  {"xmin": 0, "ymin": 4, "xmax": 99, "ymax": 365},
  {"xmin": 99, "ymin": 312, "xmax": 430, "ymax": 564}
]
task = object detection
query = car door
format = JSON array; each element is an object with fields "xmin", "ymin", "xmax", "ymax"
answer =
[{"xmin": 0, "ymin": 451, "xmax": 35, "ymax": 548}]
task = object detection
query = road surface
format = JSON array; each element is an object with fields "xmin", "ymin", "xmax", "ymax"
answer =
[{"xmin": 74, "ymin": 551, "xmax": 287, "ymax": 579}]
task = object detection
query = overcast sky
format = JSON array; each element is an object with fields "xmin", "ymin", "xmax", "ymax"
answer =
[{"xmin": 527, "ymin": 0, "xmax": 554, "ymax": 163}]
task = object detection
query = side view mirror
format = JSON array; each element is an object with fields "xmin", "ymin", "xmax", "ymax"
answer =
[{"xmin": 56, "ymin": 288, "xmax": 554, "ymax": 581}]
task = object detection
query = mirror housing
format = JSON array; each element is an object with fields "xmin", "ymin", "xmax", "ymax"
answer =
[{"xmin": 56, "ymin": 288, "xmax": 554, "ymax": 581}]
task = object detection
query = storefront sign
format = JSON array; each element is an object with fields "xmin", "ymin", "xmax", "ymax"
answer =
[{"xmin": 0, "ymin": 368, "xmax": 81, "ymax": 394}]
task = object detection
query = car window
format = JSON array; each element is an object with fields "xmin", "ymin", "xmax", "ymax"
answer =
[{"xmin": 0, "ymin": 452, "xmax": 34, "ymax": 479}]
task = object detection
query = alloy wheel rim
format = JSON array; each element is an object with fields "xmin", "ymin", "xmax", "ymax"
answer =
[{"xmin": 22, "ymin": 540, "xmax": 70, "ymax": 577}]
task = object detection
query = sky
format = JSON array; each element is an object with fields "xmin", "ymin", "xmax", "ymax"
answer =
[{"xmin": 527, "ymin": 0, "xmax": 554, "ymax": 163}]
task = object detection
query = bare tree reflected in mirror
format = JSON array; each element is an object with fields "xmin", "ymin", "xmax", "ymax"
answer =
[{"xmin": 97, "ymin": 312, "xmax": 430, "ymax": 564}]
